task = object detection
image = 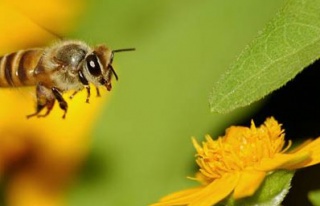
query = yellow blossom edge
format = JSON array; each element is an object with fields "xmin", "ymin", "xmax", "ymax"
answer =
[
  {"xmin": 0, "ymin": 0, "xmax": 84, "ymax": 54},
  {"xmin": 285, "ymin": 138, "xmax": 320, "ymax": 169},
  {"xmin": 151, "ymin": 173, "xmax": 239, "ymax": 206},
  {"xmin": 257, "ymin": 138, "xmax": 320, "ymax": 171},
  {"xmin": 255, "ymin": 152, "xmax": 311, "ymax": 171}
]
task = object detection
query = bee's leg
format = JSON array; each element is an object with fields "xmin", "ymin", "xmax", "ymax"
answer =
[
  {"xmin": 78, "ymin": 70, "xmax": 91, "ymax": 103},
  {"xmin": 105, "ymin": 71, "xmax": 113, "ymax": 91},
  {"xmin": 26, "ymin": 103, "xmax": 54, "ymax": 119},
  {"xmin": 69, "ymin": 90, "xmax": 80, "ymax": 99},
  {"xmin": 52, "ymin": 87, "xmax": 68, "ymax": 119},
  {"xmin": 36, "ymin": 99, "xmax": 55, "ymax": 118},
  {"xmin": 96, "ymin": 87, "xmax": 101, "ymax": 97},
  {"xmin": 84, "ymin": 85, "xmax": 91, "ymax": 103},
  {"xmin": 70, "ymin": 88, "xmax": 90, "ymax": 102},
  {"xmin": 27, "ymin": 84, "xmax": 55, "ymax": 118}
]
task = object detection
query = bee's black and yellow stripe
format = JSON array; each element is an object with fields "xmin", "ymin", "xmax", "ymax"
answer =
[{"xmin": 0, "ymin": 49, "xmax": 44, "ymax": 87}]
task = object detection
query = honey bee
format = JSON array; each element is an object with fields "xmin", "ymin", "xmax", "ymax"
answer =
[{"xmin": 0, "ymin": 40, "xmax": 135, "ymax": 118}]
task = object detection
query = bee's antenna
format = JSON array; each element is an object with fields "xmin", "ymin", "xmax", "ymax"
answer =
[
  {"xmin": 109, "ymin": 48, "xmax": 135, "ymax": 80},
  {"xmin": 108, "ymin": 64, "xmax": 119, "ymax": 80},
  {"xmin": 113, "ymin": 48, "xmax": 136, "ymax": 53}
]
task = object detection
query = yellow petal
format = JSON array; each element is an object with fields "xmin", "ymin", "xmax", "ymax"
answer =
[
  {"xmin": 0, "ymin": 0, "xmax": 84, "ymax": 54},
  {"xmin": 288, "ymin": 139, "xmax": 314, "ymax": 153},
  {"xmin": 8, "ymin": 0, "xmax": 84, "ymax": 36},
  {"xmin": 233, "ymin": 170, "xmax": 266, "ymax": 199},
  {"xmin": 150, "ymin": 187, "xmax": 202, "ymax": 206},
  {"xmin": 159, "ymin": 187, "xmax": 202, "ymax": 203},
  {"xmin": 256, "ymin": 152, "xmax": 311, "ymax": 171},
  {"xmin": 151, "ymin": 173, "xmax": 239, "ymax": 206},
  {"xmin": 286, "ymin": 138, "xmax": 320, "ymax": 169},
  {"xmin": 190, "ymin": 173, "xmax": 239, "ymax": 206}
]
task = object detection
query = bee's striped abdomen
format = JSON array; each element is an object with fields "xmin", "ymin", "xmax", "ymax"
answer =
[{"xmin": 0, "ymin": 49, "xmax": 44, "ymax": 87}]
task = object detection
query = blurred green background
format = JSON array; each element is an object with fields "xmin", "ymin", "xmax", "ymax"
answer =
[{"xmin": 67, "ymin": 0, "xmax": 284, "ymax": 205}]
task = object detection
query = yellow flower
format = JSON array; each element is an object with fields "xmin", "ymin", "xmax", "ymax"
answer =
[
  {"xmin": 152, "ymin": 117, "xmax": 320, "ymax": 206},
  {"xmin": 0, "ymin": 1, "xmax": 104, "ymax": 206}
]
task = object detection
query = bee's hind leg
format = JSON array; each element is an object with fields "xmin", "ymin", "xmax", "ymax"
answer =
[
  {"xmin": 52, "ymin": 87, "xmax": 68, "ymax": 119},
  {"xmin": 27, "ymin": 83, "xmax": 56, "ymax": 119}
]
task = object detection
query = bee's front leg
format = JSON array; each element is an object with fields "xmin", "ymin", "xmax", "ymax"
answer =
[
  {"xmin": 96, "ymin": 87, "xmax": 101, "ymax": 97},
  {"xmin": 27, "ymin": 83, "xmax": 55, "ymax": 119},
  {"xmin": 69, "ymin": 89, "xmax": 80, "ymax": 99},
  {"xmin": 52, "ymin": 87, "xmax": 68, "ymax": 119},
  {"xmin": 78, "ymin": 70, "xmax": 91, "ymax": 103}
]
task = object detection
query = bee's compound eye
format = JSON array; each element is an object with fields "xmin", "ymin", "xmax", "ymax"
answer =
[{"xmin": 86, "ymin": 54, "xmax": 102, "ymax": 76}]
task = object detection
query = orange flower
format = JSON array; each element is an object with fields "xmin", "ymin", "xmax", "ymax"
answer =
[{"xmin": 152, "ymin": 117, "xmax": 320, "ymax": 206}]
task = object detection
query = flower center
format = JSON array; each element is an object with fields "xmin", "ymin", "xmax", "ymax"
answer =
[{"xmin": 193, "ymin": 118, "xmax": 290, "ymax": 184}]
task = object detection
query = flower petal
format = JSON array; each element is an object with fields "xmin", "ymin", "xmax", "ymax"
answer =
[
  {"xmin": 286, "ymin": 138, "xmax": 320, "ymax": 169},
  {"xmin": 256, "ymin": 152, "xmax": 311, "ymax": 171},
  {"xmin": 190, "ymin": 173, "xmax": 239, "ymax": 206},
  {"xmin": 150, "ymin": 187, "xmax": 202, "ymax": 206},
  {"xmin": 288, "ymin": 139, "xmax": 314, "ymax": 153},
  {"xmin": 9, "ymin": 0, "xmax": 84, "ymax": 35},
  {"xmin": 233, "ymin": 170, "xmax": 266, "ymax": 199},
  {"xmin": 151, "ymin": 173, "xmax": 239, "ymax": 206}
]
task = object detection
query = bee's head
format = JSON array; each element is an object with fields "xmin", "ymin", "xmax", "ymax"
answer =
[{"xmin": 81, "ymin": 45, "xmax": 135, "ymax": 91}]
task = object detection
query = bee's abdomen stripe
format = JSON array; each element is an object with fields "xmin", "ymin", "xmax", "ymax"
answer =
[
  {"xmin": 17, "ymin": 50, "xmax": 35, "ymax": 85},
  {"xmin": 0, "ymin": 52, "xmax": 21, "ymax": 87},
  {"xmin": 0, "ymin": 56, "xmax": 6, "ymax": 86},
  {"xmin": 17, "ymin": 49, "xmax": 44, "ymax": 86},
  {"xmin": 0, "ymin": 49, "xmax": 43, "ymax": 87},
  {"xmin": 4, "ymin": 53, "xmax": 16, "ymax": 86}
]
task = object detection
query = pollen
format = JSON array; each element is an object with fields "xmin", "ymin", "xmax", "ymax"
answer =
[{"xmin": 193, "ymin": 117, "xmax": 290, "ymax": 183}]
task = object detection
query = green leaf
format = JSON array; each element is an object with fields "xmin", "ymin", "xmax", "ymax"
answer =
[
  {"xmin": 309, "ymin": 190, "xmax": 320, "ymax": 206},
  {"xmin": 231, "ymin": 170, "xmax": 294, "ymax": 206},
  {"xmin": 209, "ymin": 0, "xmax": 320, "ymax": 113}
]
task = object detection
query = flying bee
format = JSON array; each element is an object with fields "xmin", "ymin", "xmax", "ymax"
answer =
[{"xmin": 0, "ymin": 40, "xmax": 135, "ymax": 118}]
